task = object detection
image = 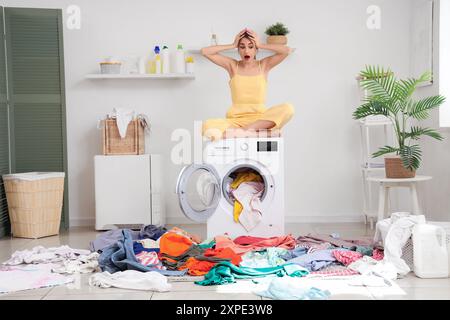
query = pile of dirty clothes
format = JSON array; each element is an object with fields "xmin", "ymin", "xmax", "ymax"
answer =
[
  {"xmin": 2, "ymin": 214, "xmax": 421, "ymax": 299},
  {"xmin": 91, "ymin": 226, "xmax": 391, "ymax": 288},
  {"xmin": 223, "ymin": 169, "xmax": 265, "ymax": 231}
]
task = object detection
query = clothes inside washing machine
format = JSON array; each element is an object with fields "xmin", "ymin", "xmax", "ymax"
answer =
[{"xmin": 223, "ymin": 167, "xmax": 266, "ymax": 231}]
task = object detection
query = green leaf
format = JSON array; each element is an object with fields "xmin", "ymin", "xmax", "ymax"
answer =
[
  {"xmin": 372, "ymin": 146, "xmax": 399, "ymax": 158},
  {"xmin": 408, "ymin": 95, "xmax": 446, "ymax": 120},
  {"xmin": 396, "ymin": 71, "xmax": 432, "ymax": 102},
  {"xmin": 353, "ymin": 101, "xmax": 389, "ymax": 119},
  {"xmin": 405, "ymin": 126, "xmax": 444, "ymax": 141},
  {"xmin": 359, "ymin": 66, "xmax": 396, "ymax": 102},
  {"xmin": 399, "ymin": 145, "xmax": 422, "ymax": 171}
]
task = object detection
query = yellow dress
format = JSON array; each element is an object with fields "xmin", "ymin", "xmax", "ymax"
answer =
[{"xmin": 202, "ymin": 60, "xmax": 295, "ymax": 140}]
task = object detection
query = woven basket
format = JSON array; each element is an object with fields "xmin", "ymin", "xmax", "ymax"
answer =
[
  {"xmin": 102, "ymin": 118, "xmax": 145, "ymax": 155},
  {"xmin": 267, "ymin": 35, "xmax": 287, "ymax": 45},
  {"xmin": 3, "ymin": 173, "xmax": 65, "ymax": 239},
  {"xmin": 385, "ymin": 157, "xmax": 416, "ymax": 178}
]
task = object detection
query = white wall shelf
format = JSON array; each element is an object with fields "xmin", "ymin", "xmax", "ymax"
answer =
[
  {"xmin": 85, "ymin": 73, "xmax": 195, "ymax": 80},
  {"xmin": 186, "ymin": 47, "xmax": 296, "ymax": 54}
]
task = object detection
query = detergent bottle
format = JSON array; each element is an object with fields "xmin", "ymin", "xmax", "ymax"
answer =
[
  {"xmin": 412, "ymin": 223, "xmax": 449, "ymax": 278},
  {"xmin": 154, "ymin": 45, "xmax": 161, "ymax": 74},
  {"xmin": 162, "ymin": 45, "xmax": 170, "ymax": 74},
  {"xmin": 174, "ymin": 44, "xmax": 186, "ymax": 73},
  {"xmin": 146, "ymin": 46, "xmax": 158, "ymax": 74}
]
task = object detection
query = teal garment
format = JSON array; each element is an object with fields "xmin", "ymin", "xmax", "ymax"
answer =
[
  {"xmin": 195, "ymin": 262, "xmax": 308, "ymax": 286},
  {"xmin": 283, "ymin": 264, "xmax": 309, "ymax": 277},
  {"xmin": 254, "ymin": 277, "xmax": 330, "ymax": 300},
  {"xmin": 240, "ymin": 247, "xmax": 288, "ymax": 268},
  {"xmin": 342, "ymin": 245, "xmax": 373, "ymax": 256},
  {"xmin": 198, "ymin": 239, "xmax": 216, "ymax": 249},
  {"xmin": 355, "ymin": 246, "xmax": 373, "ymax": 256}
]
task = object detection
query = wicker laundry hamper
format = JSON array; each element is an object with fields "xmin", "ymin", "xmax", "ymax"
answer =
[
  {"xmin": 102, "ymin": 118, "xmax": 145, "ymax": 155},
  {"xmin": 3, "ymin": 172, "xmax": 65, "ymax": 239}
]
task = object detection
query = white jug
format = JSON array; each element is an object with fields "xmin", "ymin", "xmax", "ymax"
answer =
[{"xmin": 412, "ymin": 224, "xmax": 449, "ymax": 278}]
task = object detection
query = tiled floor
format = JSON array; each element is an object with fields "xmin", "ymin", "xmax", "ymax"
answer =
[{"xmin": 0, "ymin": 223, "xmax": 449, "ymax": 300}]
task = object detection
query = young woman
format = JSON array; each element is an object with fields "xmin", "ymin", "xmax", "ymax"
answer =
[{"xmin": 201, "ymin": 28, "xmax": 295, "ymax": 140}]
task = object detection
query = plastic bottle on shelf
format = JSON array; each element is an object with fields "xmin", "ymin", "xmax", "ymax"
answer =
[
  {"xmin": 211, "ymin": 33, "xmax": 218, "ymax": 46},
  {"xmin": 146, "ymin": 47, "xmax": 158, "ymax": 74},
  {"xmin": 154, "ymin": 46, "xmax": 161, "ymax": 74},
  {"xmin": 139, "ymin": 56, "xmax": 146, "ymax": 74},
  {"xmin": 147, "ymin": 59, "xmax": 155, "ymax": 74},
  {"xmin": 174, "ymin": 44, "xmax": 186, "ymax": 74},
  {"xmin": 162, "ymin": 45, "xmax": 170, "ymax": 74},
  {"xmin": 186, "ymin": 56, "xmax": 194, "ymax": 74}
]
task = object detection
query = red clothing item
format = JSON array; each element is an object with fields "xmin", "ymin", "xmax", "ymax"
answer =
[
  {"xmin": 159, "ymin": 232, "xmax": 193, "ymax": 257},
  {"xmin": 179, "ymin": 257, "xmax": 215, "ymax": 276},
  {"xmin": 333, "ymin": 250, "xmax": 363, "ymax": 266},
  {"xmin": 233, "ymin": 236, "xmax": 268, "ymax": 245},
  {"xmin": 215, "ymin": 235, "xmax": 296, "ymax": 255},
  {"xmin": 203, "ymin": 247, "xmax": 242, "ymax": 265}
]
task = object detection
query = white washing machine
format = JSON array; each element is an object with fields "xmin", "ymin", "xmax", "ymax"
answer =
[{"xmin": 176, "ymin": 137, "xmax": 285, "ymax": 239}]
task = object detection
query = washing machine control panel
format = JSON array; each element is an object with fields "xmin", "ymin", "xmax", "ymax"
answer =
[
  {"xmin": 205, "ymin": 138, "xmax": 282, "ymax": 166},
  {"xmin": 257, "ymin": 141, "xmax": 278, "ymax": 152}
]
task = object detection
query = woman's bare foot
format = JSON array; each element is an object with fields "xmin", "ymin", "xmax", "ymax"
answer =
[
  {"xmin": 222, "ymin": 128, "xmax": 281, "ymax": 139},
  {"xmin": 223, "ymin": 128, "xmax": 260, "ymax": 139}
]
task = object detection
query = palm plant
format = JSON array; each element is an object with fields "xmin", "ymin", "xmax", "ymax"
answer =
[{"xmin": 353, "ymin": 66, "xmax": 445, "ymax": 171}]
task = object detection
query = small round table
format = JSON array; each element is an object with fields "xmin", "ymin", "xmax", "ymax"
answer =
[{"xmin": 367, "ymin": 175, "xmax": 432, "ymax": 223}]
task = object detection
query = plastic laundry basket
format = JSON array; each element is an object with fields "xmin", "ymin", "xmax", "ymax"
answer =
[{"xmin": 2, "ymin": 172, "xmax": 65, "ymax": 239}]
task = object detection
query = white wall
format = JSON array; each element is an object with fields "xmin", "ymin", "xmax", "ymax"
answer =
[
  {"xmin": 4, "ymin": 0, "xmax": 428, "ymax": 226},
  {"xmin": 419, "ymin": 0, "xmax": 450, "ymax": 222}
]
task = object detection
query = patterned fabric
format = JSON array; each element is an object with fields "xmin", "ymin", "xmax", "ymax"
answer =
[
  {"xmin": 309, "ymin": 267, "xmax": 359, "ymax": 277},
  {"xmin": 333, "ymin": 250, "xmax": 363, "ymax": 266},
  {"xmin": 240, "ymin": 248, "xmax": 287, "ymax": 268},
  {"xmin": 135, "ymin": 251, "xmax": 165, "ymax": 270},
  {"xmin": 372, "ymin": 248, "xmax": 384, "ymax": 261},
  {"xmin": 306, "ymin": 242, "xmax": 333, "ymax": 254},
  {"xmin": 308, "ymin": 263, "xmax": 359, "ymax": 277}
]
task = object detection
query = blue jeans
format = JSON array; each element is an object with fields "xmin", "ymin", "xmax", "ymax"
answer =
[{"xmin": 99, "ymin": 229, "xmax": 186, "ymax": 276}]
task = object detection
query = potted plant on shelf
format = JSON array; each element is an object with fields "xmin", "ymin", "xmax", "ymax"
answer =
[
  {"xmin": 265, "ymin": 22, "xmax": 289, "ymax": 45},
  {"xmin": 353, "ymin": 66, "xmax": 446, "ymax": 178}
]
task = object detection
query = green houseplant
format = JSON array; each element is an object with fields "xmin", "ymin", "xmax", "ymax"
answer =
[
  {"xmin": 353, "ymin": 66, "xmax": 445, "ymax": 178},
  {"xmin": 265, "ymin": 22, "xmax": 290, "ymax": 45}
]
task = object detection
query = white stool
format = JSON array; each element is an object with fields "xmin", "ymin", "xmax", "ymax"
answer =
[{"xmin": 367, "ymin": 175, "xmax": 432, "ymax": 223}]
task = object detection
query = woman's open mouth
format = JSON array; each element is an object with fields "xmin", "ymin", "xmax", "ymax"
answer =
[{"xmin": 244, "ymin": 55, "xmax": 250, "ymax": 60}]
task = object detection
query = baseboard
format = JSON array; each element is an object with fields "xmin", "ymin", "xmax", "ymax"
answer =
[
  {"xmin": 165, "ymin": 217, "xmax": 202, "ymax": 225},
  {"xmin": 165, "ymin": 214, "xmax": 365, "ymax": 225},
  {"xmin": 285, "ymin": 215, "xmax": 365, "ymax": 223},
  {"xmin": 71, "ymin": 214, "xmax": 365, "ymax": 227},
  {"xmin": 70, "ymin": 217, "xmax": 95, "ymax": 227}
]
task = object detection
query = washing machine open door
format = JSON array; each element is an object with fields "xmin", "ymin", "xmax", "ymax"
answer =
[{"xmin": 176, "ymin": 163, "xmax": 221, "ymax": 223}]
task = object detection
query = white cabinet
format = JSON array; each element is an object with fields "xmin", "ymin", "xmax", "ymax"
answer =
[{"xmin": 94, "ymin": 154, "xmax": 165, "ymax": 230}]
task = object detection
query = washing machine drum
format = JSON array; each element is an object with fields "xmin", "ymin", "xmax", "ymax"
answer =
[{"xmin": 176, "ymin": 164, "xmax": 221, "ymax": 223}]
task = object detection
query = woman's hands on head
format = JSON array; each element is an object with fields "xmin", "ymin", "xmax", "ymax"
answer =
[
  {"xmin": 233, "ymin": 29, "xmax": 247, "ymax": 48},
  {"xmin": 245, "ymin": 29, "xmax": 261, "ymax": 49},
  {"xmin": 233, "ymin": 28, "xmax": 261, "ymax": 49}
]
